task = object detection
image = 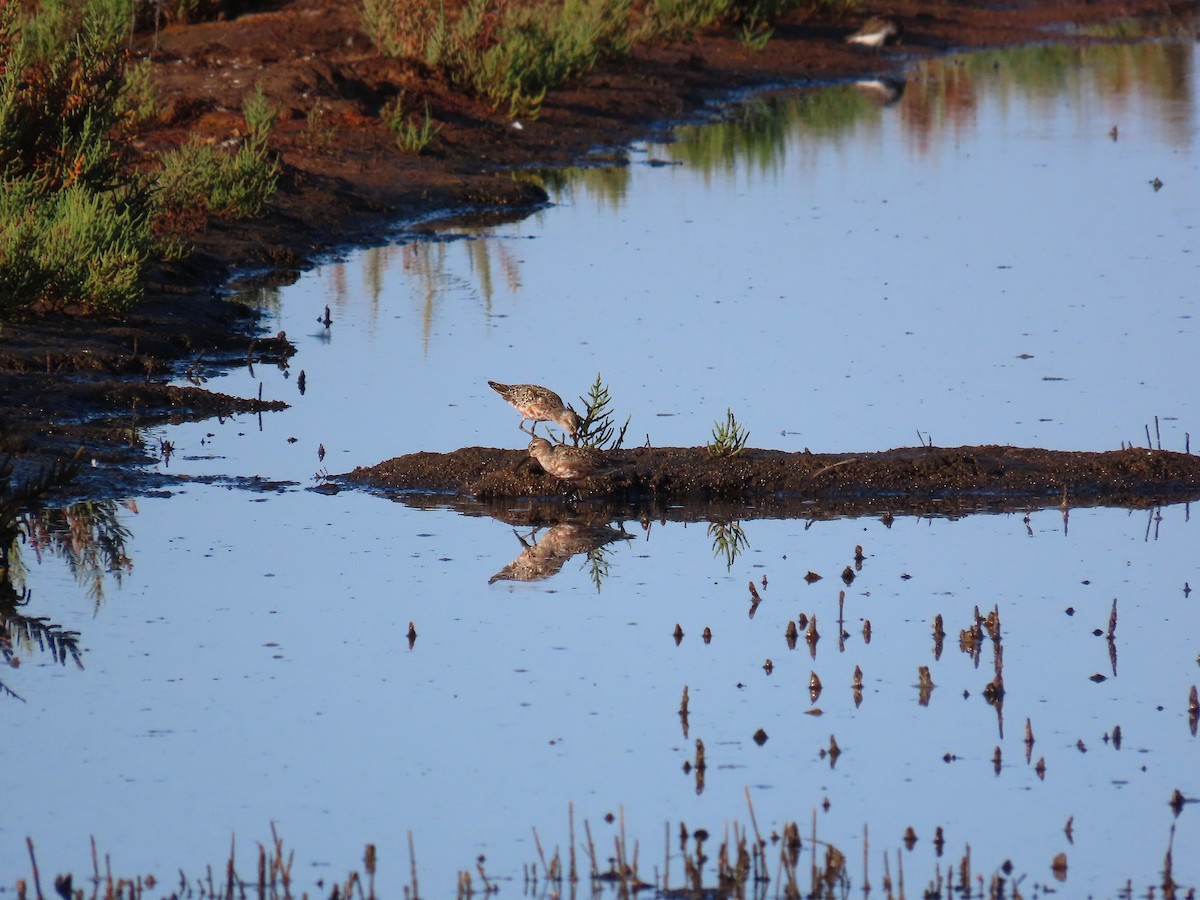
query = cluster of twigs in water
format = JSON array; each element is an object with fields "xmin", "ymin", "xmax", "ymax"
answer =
[
  {"xmin": 708, "ymin": 408, "xmax": 750, "ymax": 457},
  {"xmin": 18, "ymin": 795, "xmax": 1190, "ymax": 900},
  {"xmin": 576, "ymin": 373, "xmax": 630, "ymax": 450},
  {"xmin": 19, "ymin": 825, "xmax": 397, "ymax": 900}
]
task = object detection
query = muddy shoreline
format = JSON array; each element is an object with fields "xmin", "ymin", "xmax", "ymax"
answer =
[
  {"xmin": 3, "ymin": 0, "xmax": 1198, "ymax": 499},
  {"xmin": 344, "ymin": 444, "xmax": 1200, "ymax": 511}
]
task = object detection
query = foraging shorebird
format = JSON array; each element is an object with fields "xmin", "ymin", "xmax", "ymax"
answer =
[
  {"xmin": 527, "ymin": 437, "xmax": 625, "ymax": 482},
  {"xmin": 488, "ymin": 380, "xmax": 581, "ymax": 442},
  {"xmin": 845, "ymin": 16, "xmax": 900, "ymax": 48}
]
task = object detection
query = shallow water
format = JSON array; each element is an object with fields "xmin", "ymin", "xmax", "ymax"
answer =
[{"xmin": 4, "ymin": 37, "xmax": 1199, "ymax": 897}]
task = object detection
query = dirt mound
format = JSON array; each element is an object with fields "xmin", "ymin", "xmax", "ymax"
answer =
[{"xmin": 345, "ymin": 444, "xmax": 1200, "ymax": 507}]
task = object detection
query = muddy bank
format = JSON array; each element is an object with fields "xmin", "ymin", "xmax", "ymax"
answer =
[{"xmin": 344, "ymin": 444, "xmax": 1200, "ymax": 508}]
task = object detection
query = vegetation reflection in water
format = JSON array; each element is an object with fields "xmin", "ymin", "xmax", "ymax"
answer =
[
  {"xmin": 280, "ymin": 34, "xmax": 1196, "ymax": 351},
  {"xmin": 1, "ymin": 457, "xmax": 134, "ymax": 701},
  {"xmin": 665, "ymin": 38, "xmax": 1195, "ymax": 176}
]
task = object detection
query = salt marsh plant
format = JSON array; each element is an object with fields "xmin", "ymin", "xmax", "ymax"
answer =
[
  {"xmin": 362, "ymin": 0, "xmax": 634, "ymax": 117},
  {"xmin": 1, "ymin": 0, "xmax": 283, "ymax": 314},
  {"xmin": 382, "ymin": 96, "xmax": 442, "ymax": 154},
  {"xmin": 0, "ymin": 0, "xmax": 154, "ymax": 313},
  {"xmin": 576, "ymin": 372, "xmax": 630, "ymax": 450},
  {"xmin": 360, "ymin": 0, "xmax": 852, "ymax": 117},
  {"xmin": 708, "ymin": 408, "xmax": 749, "ymax": 457},
  {"xmin": 302, "ymin": 98, "xmax": 338, "ymax": 154},
  {"xmin": 155, "ymin": 84, "xmax": 281, "ymax": 220}
]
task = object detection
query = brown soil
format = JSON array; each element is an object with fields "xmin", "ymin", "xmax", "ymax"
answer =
[
  {"xmin": 3, "ymin": 0, "xmax": 1196, "ymax": 499},
  {"xmin": 344, "ymin": 444, "xmax": 1200, "ymax": 513}
]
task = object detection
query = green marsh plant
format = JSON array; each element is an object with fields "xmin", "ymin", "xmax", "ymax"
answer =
[
  {"xmin": 707, "ymin": 408, "xmax": 750, "ymax": 457},
  {"xmin": 576, "ymin": 372, "xmax": 630, "ymax": 450},
  {"xmin": 155, "ymin": 84, "xmax": 280, "ymax": 220},
  {"xmin": 362, "ymin": 0, "xmax": 633, "ymax": 118},
  {"xmin": 302, "ymin": 98, "xmax": 338, "ymax": 154},
  {"xmin": 383, "ymin": 96, "xmax": 442, "ymax": 154},
  {"xmin": 0, "ymin": 0, "xmax": 155, "ymax": 313}
]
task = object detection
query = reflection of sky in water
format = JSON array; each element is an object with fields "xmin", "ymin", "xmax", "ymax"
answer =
[{"xmin": 4, "ymin": 41, "xmax": 1199, "ymax": 895}]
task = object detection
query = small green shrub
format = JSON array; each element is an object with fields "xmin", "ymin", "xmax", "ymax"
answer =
[
  {"xmin": 707, "ymin": 409, "xmax": 750, "ymax": 457},
  {"xmin": 382, "ymin": 96, "xmax": 442, "ymax": 154},
  {"xmin": 119, "ymin": 57, "xmax": 160, "ymax": 123},
  {"xmin": 302, "ymin": 99, "xmax": 338, "ymax": 153},
  {"xmin": 364, "ymin": 0, "xmax": 633, "ymax": 118},
  {"xmin": 738, "ymin": 22, "xmax": 773, "ymax": 49},
  {"xmin": 577, "ymin": 373, "xmax": 630, "ymax": 450},
  {"xmin": 0, "ymin": 0, "xmax": 155, "ymax": 314},
  {"xmin": 637, "ymin": 0, "xmax": 729, "ymax": 42},
  {"xmin": 154, "ymin": 84, "xmax": 280, "ymax": 219}
]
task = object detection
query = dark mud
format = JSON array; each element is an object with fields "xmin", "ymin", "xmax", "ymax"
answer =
[
  {"xmin": 3, "ymin": 0, "xmax": 1197, "ymax": 497},
  {"xmin": 344, "ymin": 444, "xmax": 1200, "ymax": 513}
]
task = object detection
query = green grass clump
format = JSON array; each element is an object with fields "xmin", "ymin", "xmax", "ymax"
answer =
[
  {"xmin": 707, "ymin": 408, "xmax": 749, "ymax": 457},
  {"xmin": 155, "ymin": 84, "xmax": 281, "ymax": 220},
  {"xmin": 0, "ymin": 0, "xmax": 155, "ymax": 314},
  {"xmin": 382, "ymin": 97, "xmax": 442, "ymax": 154}
]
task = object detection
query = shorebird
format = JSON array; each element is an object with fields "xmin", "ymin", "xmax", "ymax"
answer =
[
  {"xmin": 845, "ymin": 16, "xmax": 900, "ymax": 48},
  {"xmin": 488, "ymin": 380, "xmax": 581, "ymax": 442},
  {"xmin": 527, "ymin": 437, "xmax": 625, "ymax": 482}
]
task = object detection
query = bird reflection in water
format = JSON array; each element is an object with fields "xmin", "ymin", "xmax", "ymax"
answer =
[{"xmin": 489, "ymin": 522, "xmax": 634, "ymax": 587}]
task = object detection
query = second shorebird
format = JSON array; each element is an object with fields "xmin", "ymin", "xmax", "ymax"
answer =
[
  {"xmin": 845, "ymin": 15, "xmax": 900, "ymax": 47},
  {"xmin": 488, "ymin": 380, "xmax": 582, "ymax": 442},
  {"xmin": 527, "ymin": 437, "xmax": 625, "ymax": 483}
]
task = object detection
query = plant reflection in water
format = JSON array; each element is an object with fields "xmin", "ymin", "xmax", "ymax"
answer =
[{"xmin": 2, "ymin": 479, "xmax": 134, "ymax": 700}]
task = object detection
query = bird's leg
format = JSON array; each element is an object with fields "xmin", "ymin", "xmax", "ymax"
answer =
[{"xmin": 519, "ymin": 419, "xmax": 535, "ymax": 436}]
